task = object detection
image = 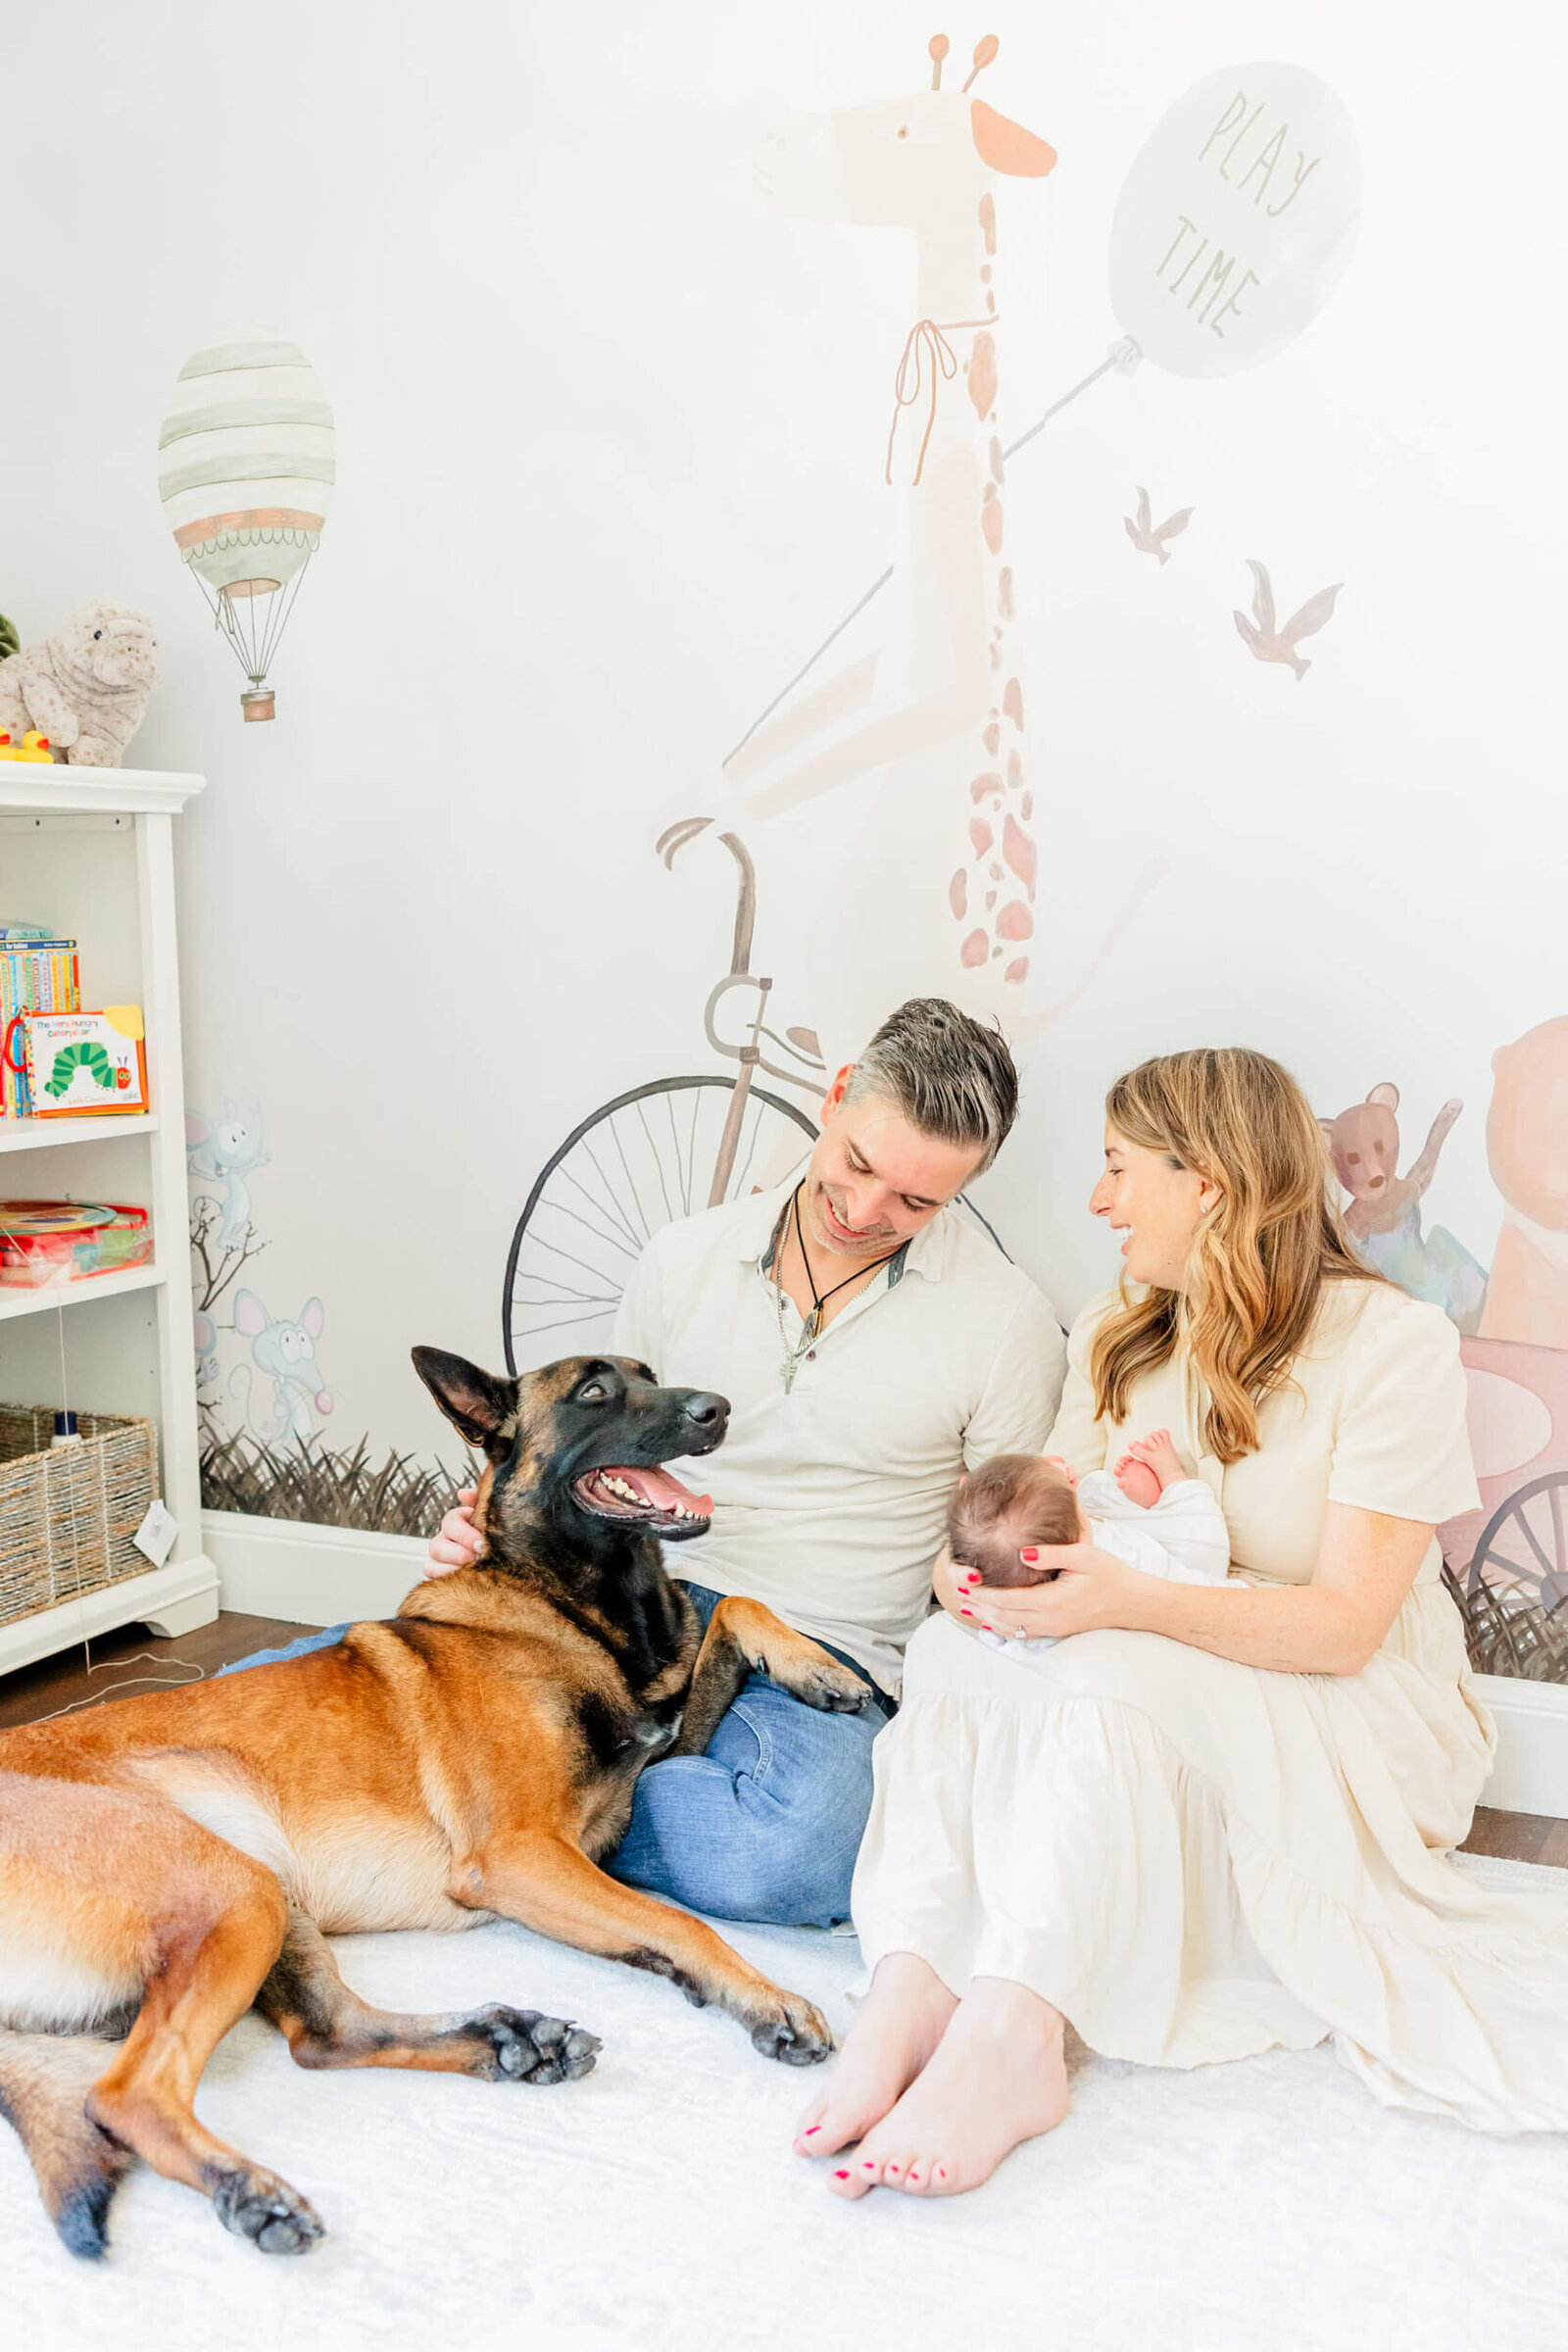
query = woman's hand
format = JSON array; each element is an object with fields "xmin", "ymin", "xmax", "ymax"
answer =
[
  {"xmin": 955, "ymin": 1540, "xmax": 1152, "ymax": 1641},
  {"xmin": 930, "ymin": 1541, "xmax": 975, "ymax": 1626},
  {"xmin": 428, "ymin": 1487, "xmax": 486, "ymax": 1575}
]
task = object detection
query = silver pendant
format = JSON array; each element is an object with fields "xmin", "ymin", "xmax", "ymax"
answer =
[{"xmin": 777, "ymin": 1301, "xmax": 820, "ymax": 1394}]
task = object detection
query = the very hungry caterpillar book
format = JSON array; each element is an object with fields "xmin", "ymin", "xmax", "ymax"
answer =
[{"xmin": 3, "ymin": 1006, "xmax": 149, "ymax": 1116}]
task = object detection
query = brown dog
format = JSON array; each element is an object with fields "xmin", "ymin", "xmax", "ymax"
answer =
[{"xmin": 0, "ymin": 1349, "xmax": 869, "ymax": 2260}]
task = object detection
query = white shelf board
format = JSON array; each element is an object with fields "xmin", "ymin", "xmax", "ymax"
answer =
[
  {"xmin": 0, "ymin": 1112, "xmax": 159, "ymax": 1154},
  {"xmin": 0, "ymin": 1258, "xmax": 166, "ymax": 1323},
  {"xmin": 0, "ymin": 766, "xmax": 206, "ymax": 817},
  {"xmin": 0, "ymin": 1552, "xmax": 220, "ymax": 1676}
]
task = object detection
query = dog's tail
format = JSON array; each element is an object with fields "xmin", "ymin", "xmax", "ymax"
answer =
[{"xmin": 0, "ymin": 2030, "xmax": 137, "ymax": 2259}]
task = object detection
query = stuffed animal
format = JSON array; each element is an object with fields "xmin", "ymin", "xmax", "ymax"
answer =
[
  {"xmin": 0, "ymin": 613, "xmax": 19, "ymax": 663},
  {"xmin": 0, "ymin": 601, "xmax": 159, "ymax": 767},
  {"xmin": 1320, "ymin": 1082, "xmax": 1487, "ymax": 1327}
]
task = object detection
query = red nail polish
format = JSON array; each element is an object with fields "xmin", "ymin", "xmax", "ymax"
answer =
[
  {"xmin": 887, "ymin": 2165, "xmax": 900, "ymax": 2175},
  {"xmin": 1020, "ymin": 1548, "xmax": 1039, "ymax": 1564},
  {"xmin": 834, "ymin": 2169, "xmax": 850, "ymax": 2179},
  {"xmin": 938, "ymin": 2166, "xmax": 948, "ymax": 2180},
  {"xmin": 908, "ymin": 2171, "xmax": 920, "ymax": 2182},
  {"xmin": 960, "ymin": 1608, "xmax": 973, "ymax": 1618},
  {"xmin": 805, "ymin": 2125, "xmax": 819, "ymax": 2135},
  {"xmin": 862, "ymin": 2161, "xmax": 875, "ymax": 2170}
]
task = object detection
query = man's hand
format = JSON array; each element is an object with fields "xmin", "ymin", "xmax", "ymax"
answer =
[
  {"xmin": 954, "ymin": 1539, "xmax": 1151, "ymax": 1641},
  {"xmin": 428, "ymin": 1487, "xmax": 486, "ymax": 1575}
]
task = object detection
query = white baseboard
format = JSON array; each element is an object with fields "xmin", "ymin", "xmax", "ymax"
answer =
[
  {"xmin": 202, "ymin": 1512, "xmax": 1568, "ymax": 1823},
  {"xmin": 1472, "ymin": 1675, "xmax": 1568, "ymax": 1818},
  {"xmin": 203, "ymin": 1509, "xmax": 429, "ymax": 1626}
]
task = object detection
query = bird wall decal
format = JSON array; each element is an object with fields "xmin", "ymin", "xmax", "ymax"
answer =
[
  {"xmin": 1233, "ymin": 559, "xmax": 1342, "ymax": 681},
  {"xmin": 1123, "ymin": 485, "xmax": 1194, "ymax": 564}
]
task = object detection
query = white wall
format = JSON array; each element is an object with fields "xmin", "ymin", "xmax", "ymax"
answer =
[{"xmin": 4, "ymin": 0, "xmax": 1565, "ymax": 1478}]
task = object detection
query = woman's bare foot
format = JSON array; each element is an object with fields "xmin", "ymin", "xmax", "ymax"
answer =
[
  {"xmin": 827, "ymin": 1977, "xmax": 1069, "ymax": 2200},
  {"xmin": 794, "ymin": 1952, "xmax": 956, "ymax": 2159}
]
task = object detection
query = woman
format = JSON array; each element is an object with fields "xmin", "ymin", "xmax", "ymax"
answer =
[{"xmin": 796, "ymin": 1048, "xmax": 1568, "ymax": 2199}]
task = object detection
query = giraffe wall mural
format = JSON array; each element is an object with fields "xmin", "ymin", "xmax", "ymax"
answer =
[
  {"xmin": 662, "ymin": 42, "xmax": 1364, "ymax": 1081},
  {"xmin": 669, "ymin": 37, "xmax": 1055, "ymax": 1076}
]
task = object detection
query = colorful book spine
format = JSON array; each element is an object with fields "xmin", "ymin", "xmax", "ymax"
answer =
[{"xmin": 0, "ymin": 940, "xmax": 81, "ymax": 1116}]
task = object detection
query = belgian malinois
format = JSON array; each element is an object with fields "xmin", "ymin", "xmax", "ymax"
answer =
[{"xmin": 0, "ymin": 1349, "xmax": 869, "ymax": 2259}]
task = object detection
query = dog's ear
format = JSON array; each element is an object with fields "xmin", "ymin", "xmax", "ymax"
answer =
[{"xmin": 412, "ymin": 1348, "xmax": 518, "ymax": 1455}]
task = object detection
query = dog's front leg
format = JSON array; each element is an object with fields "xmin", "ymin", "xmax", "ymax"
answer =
[
  {"xmin": 256, "ymin": 1911, "xmax": 599, "ymax": 2085},
  {"xmin": 673, "ymin": 1595, "xmax": 870, "ymax": 1756},
  {"xmin": 465, "ymin": 1834, "xmax": 833, "ymax": 2064}
]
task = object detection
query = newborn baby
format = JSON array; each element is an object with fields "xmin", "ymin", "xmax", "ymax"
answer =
[{"xmin": 949, "ymin": 1431, "xmax": 1231, "ymax": 1654}]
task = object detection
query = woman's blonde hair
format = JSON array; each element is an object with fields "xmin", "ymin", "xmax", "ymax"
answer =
[{"xmin": 1090, "ymin": 1048, "xmax": 1380, "ymax": 1464}]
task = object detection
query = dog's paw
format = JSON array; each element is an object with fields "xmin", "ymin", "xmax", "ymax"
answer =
[
  {"xmin": 209, "ymin": 2166, "xmax": 324, "ymax": 2255},
  {"xmin": 746, "ymin": 1988, "xmax": 834, "ymax": 2066},
  {"xmin": 463, "ymin": 2003, "xmax": 602, "ymax": 2085},
  {"xmin": 788, "ymin": 1658, "xmax": 872, "ymax": 1715}
]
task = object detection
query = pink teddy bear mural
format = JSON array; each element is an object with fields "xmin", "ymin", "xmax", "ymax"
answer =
[{"xmin": 1320, "ymin": 1083, "xmax": 1487, "ymax": 1329}]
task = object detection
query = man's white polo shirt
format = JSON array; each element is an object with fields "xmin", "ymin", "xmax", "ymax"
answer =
[{"xmin": 613, "ymin": 1179, "xmax": 1067, "ymax": 1696}]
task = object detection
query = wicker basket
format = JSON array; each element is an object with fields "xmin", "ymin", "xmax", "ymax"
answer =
[{"xmin": 0, "ymin": 1404, "xmax": 158, "ymax": 1630}]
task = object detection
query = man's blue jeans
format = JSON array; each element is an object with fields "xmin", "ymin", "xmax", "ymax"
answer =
[{"xmin": 218, "ymin": 1582, "xmax": 891, "ymax": 1928}]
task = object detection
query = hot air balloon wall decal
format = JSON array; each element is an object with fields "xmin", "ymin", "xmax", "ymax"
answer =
[{"xmin": 157, "ymin": 328, "xmax": 335, "ymax": 721}]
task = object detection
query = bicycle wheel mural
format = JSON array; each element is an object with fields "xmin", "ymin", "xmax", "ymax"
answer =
[
  {"xmin": 503, "ymin": 1077, "xmax": 817, "ymax": 1374},
  {"xmin": 504, "ymin": 828, "xmax": 822, "ymax": 1370}
]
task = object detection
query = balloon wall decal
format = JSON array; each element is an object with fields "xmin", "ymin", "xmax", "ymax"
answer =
[
  {"xmin": 157, "ymin": 327, "xmax": 335, "ymax": 721},
  {"xmin": 1108, "ymin": 65, "xmax": 1363, "ymax": 378}
]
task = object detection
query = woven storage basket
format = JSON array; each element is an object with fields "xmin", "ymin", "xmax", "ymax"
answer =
[{"xmin": 0, "ymin": 1405, "xmax": 158, "ymax": 1630}]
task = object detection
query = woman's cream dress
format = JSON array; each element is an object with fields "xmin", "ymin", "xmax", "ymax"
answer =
[{"xmin": 852, "ymin": 1279, "xmax": 1568, "ymax": 2132}]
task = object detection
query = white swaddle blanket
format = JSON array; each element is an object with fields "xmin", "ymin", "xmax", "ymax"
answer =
[{"xmin": 980, "ymin": 1471, "xmax": 1231, "ymax": 1654}]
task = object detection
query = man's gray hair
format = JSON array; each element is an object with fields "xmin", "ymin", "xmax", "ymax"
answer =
[{"xmin": 842, "ymin": 999, "xmax": 1019, "ymax": 1175}]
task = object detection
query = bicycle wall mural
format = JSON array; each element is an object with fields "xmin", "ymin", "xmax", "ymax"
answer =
[{"xmin": 507, "ymin": 44, "xmax": 1366, "ymax": 1367}]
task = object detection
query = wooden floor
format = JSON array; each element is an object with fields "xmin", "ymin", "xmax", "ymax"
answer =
[
  {"xmin": 1, "ymin": 1611, "xmax": 1565, "ymax": 1869},
  {"xmin": 0, "ymin": 1609, "xmax": 327, "ymax": 1730}
]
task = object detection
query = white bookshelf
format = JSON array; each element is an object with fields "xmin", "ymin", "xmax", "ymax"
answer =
[
  {"xmin": 0, "ymin": 1110, "xmax": 160, "ymax": 1153},
  {"xmin": 0, "ymin": 765, "xmax": 218, "ymax": 1672}
]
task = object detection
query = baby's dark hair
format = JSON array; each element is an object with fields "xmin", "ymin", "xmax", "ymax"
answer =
[{"xmin": 948, "ymin": 1453, "xmax": 1082, "ymax": 1589}]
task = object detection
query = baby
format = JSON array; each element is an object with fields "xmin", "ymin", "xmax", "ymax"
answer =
[{"xmin": 949, "ymin": 1430, "xmax": 1231, "ymax": 1654}]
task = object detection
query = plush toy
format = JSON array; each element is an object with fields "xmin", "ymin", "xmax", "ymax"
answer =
[
  {"xmin": 0, "ymin": 601, "xmax": 159, "ymax": 767},
  {"xmin": 0, "ymin": 614, "xmax": 19, "ymax": 663}
]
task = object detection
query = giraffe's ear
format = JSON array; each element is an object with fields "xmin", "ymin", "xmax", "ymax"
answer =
[{"xmin": 970, "ymin": 98, "xmax": 1056, "ymax": 178}]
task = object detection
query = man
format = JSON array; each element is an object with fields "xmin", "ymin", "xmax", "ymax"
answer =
[{"xmin": 428, "ymin": 998, "xmax": 1066, "ymax": 1926}]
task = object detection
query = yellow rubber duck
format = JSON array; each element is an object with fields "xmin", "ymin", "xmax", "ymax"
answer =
[{"xmin": 0, "ymin": 731, "xmax": 56, "ymax": 763}]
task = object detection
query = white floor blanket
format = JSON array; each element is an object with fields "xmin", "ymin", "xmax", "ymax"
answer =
[{"xmin": 4, "ymin": 1853, "xmax": 1565, "ymax": 2352}]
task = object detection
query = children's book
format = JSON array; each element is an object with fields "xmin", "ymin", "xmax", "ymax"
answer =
[
  {"xmin": 5, "ymin": 1006, "xmax": 148, "ymax": 1116},
  {"xmin": 0, "ymin": 938, "xmax": 80, "ymax": 1115}
]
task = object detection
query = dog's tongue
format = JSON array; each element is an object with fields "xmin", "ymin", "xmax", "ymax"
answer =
[{"xmin": 613, "ymin": 1465, "xmax": 713, "ymax": 1516}]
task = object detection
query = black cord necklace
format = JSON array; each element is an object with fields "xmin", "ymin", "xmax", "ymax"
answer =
[{"xmin": 771, "ymin": 1183, "xmax": 903, "ymax": 1391}]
